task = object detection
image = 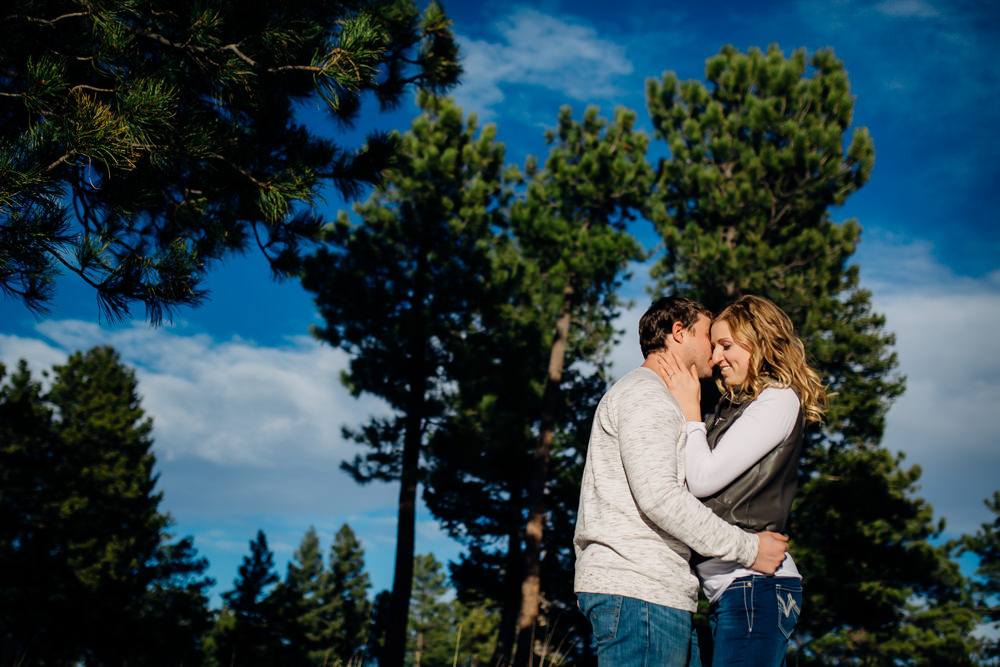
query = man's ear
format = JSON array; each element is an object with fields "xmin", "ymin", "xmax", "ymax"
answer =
[{"xmin": 671, "ymin": 320, "xmax": 686, "ymax": 344}]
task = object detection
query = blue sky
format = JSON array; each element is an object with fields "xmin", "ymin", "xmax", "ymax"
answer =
[{"xmin": 2, "ymin": 0, "xmax": 998, "ymax": 603}]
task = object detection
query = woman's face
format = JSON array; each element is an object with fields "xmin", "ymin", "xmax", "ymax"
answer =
[{"xmin": 710, "ymin": 320, "xmax": 752, "ymax": 387}]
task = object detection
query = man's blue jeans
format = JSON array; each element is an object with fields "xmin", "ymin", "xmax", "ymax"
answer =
[
  {"xmin": 707, "ymin": 575, "xmax": 802, "ymax": 666},
  {"xmin": 577, "ymin": 593, "xmax": 701, "ymax": 666}
]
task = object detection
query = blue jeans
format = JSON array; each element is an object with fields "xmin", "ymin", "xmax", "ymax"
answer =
[
  {"xmin": 707, "ymin": 576, "xmax": 802, "ymax": 666},
  {"xmin": 578, "ymin": 593, "xmax": 701, "ymax": 667}
]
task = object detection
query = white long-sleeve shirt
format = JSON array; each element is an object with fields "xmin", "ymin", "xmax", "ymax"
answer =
[
  {"xmin": 685, "ymin": 385, "xmax": 803, "ymax": 603},
  {"xmin": 574, "ymin": 367, "xmax": 760, "ymax": 612}
]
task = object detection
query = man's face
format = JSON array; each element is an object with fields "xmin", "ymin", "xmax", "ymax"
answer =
[{"xmin": 681, "ymin": 314, "xmax": 714, "ymax": 379}]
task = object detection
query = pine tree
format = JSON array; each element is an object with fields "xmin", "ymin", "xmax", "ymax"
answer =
[
  {"xmin": 645, "ymin": 44, "xmax": 975, "ymax": 663},
  {"xmin": 213, "ymin": 530, "xmax": 286, "ymax": 666},
  {"xmin": 325, "ymin": 523, "xmax": 373, "ymax": 663},
  {"xmin": 0, "ymin": 347, "xmax": 211, "ymax": 664},
  {"xmin": 1, "ymin": 0, "xmax": 459, "ymax": 321},
  {"xmin": 300, "ymin": 92, "xmax": 506, "ymax": 667},
  {"xmin": 407, "ymin": 553, "xmax": 454, "ymax": 667},
  {"xmin": 422, "ymin": 104, "xmax": 649, "ymax": 666},
  {"xmin": 508, "ymin": 105, "xmax": 649, "ymax": 665},
  {"xmin": 957, "ymin": 492, "xmax": 1000, "ymax": 661},
  {"xmin": 403, "ymin": 553, "xmax": 500, "ymax": 667},
  {"xmin": 272, "ymin": 526, "xmax": 325, "ymax": 664}
]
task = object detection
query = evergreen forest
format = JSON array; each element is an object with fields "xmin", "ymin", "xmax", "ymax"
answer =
[{"xmin": 1, "ymin": 1, "xmax": 996, "ymax": 665}]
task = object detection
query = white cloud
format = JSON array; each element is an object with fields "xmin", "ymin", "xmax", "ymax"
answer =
[
  {"xmin": 18, "ymin": 320, "xmax": 388, "ymax": 467},
  {"xmin": 0, "ymin": 322, "xmax": 398, "ymax": 519},
  {"xmin": 453, "ymin": 7, "xmax": 633, "ymax": 118}
]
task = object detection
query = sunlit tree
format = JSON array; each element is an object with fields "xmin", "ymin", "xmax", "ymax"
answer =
[{"xmin": 645, "ymin": 44, "xmax": 975, "ymax": 663}]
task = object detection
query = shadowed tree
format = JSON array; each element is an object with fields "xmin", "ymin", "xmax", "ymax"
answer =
[
  {"xmin": 0, "ymin": 347, "xmax": 212, "ymax": 665},
  {"xmin": 645, "ymin": 43, "xmax": 976, "ymax": 663},
  {"xmin": 325, "ymin": 523, "xmax": 374, "ymax": 663},
  {"xmin": 300, "ymin": 93, "xmax": 507, "ymax": 667},
  {"xmin": 1, "ymin": 0, "xmax": 459, "ymax": 321},
  {"xmin": 211, "ymin": 530, "xmax": 287, "ymax": 666},
  {"xmin": 271, "ymin": 526, "xmax": 324, "ymax": 664}
]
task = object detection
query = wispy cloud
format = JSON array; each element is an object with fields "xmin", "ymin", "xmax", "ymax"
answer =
[
  {"xmin": 22, "ymin": 321, "xmax": 387, "ymax": 467},
  {"xmin": 453, "ymin": 7, "xmax": 633, "ymax": 119}
]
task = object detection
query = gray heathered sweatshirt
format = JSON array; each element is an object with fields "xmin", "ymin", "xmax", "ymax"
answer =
[{"xmin": 573, "ymin": 367, "xmax": 759, "ymax": 612}]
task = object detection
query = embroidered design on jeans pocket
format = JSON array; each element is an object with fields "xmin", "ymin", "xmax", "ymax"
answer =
[{"xmin": 775, "ymin": 587, "xmax": 801, "ymax": 639}]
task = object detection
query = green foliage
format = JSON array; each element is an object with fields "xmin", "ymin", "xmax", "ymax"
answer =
[
  {"xmin": 407, "ymin": 553, "xmax": 454, "ymax": 666},
  {"xmin": 0, "ymin": 346, "xmax": 212, "ymax": 665},
  {"xmin": 422, "ymin": 104, "xmax": 650, "ymax": 665},
  {"xmin": 406, "ymin": 553, "xmax": 500, "ymax": 667},
  {"xmin": 301, "ymin": 92, "xmax": 507, "ymax": 667},
  {"xmin": 791, "ymin": 448, "xmax": 979, "ymax": 664},
  {"xmin": 325, "ymin": 523, "xmax": 374, "ymax": 662},
  {"xmin": 646, "ymin": 44, "xmax": 872, "ymax": 309},
  {"xmin": 210, "ymin": 530, "xmax": 289, "ymax": 666},
  {"xmin": 957, "ymin": 492, "xmax": 1000, "ymax": 660},
  {"xmin": 265, "ymin": 524, "xmax": 375, "ymax": 665},
  {"xmin": 1, "ymin": 0, "xmax": 459, "ymax": 321},
  {"xmin": 646, "ymin": 44, "xmax": 973, "ymax": 663}
]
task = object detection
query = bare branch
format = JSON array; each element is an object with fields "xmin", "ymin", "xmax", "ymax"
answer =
[
  {"xmin": 44, "ymin": 151, "xmax": 77, "ymax": 174},
  {"xmin": 222, "ymin": 43, "xmax": 257, "ymax": 67},
  {"xmin": 4, "ymin": 12, "xmax": 88, "ymax": 26}
]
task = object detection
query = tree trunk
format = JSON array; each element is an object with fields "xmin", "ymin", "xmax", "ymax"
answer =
[
  {"xmin": 491, "ymin": 491, "xmax": 525, "ymax": 666},
  {"xmin": 384, "ymin": 282, "xmax": 429, "ymax": 667},
  {"xmin": 514, "ymin": 294, "xmax": 572, "ymax": 666},
  {"xmin": 383, "ymin": 414, "xmax": 422, "ymax": 667}
]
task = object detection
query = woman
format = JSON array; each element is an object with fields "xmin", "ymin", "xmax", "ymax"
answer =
[{"xmin": 659, "ymin": 295, "xmax": 826, "ymax": 666}]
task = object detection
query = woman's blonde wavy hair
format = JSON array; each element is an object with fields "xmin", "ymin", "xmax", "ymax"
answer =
[{"xmin": 714, "ymin": 295, "xmax": 827, "ymax": 424}]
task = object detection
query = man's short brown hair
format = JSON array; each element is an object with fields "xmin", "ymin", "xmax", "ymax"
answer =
[{"xmin": 639, "ymin": 296, "xmax": 712, "ymax": 358}]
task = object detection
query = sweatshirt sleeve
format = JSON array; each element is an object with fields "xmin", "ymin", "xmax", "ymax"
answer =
[
  {"xmin": 616, "ymin": 372, "xmax": 759, "ymax": 567},
  {"xmin": 685, "ymin": 387, "xmax": 801, "ymax": 497}
]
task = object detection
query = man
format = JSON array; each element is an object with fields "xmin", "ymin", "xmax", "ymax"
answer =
[{"xmin": 574, "ymin": 296, "xmax": 790, "ymax": 665}]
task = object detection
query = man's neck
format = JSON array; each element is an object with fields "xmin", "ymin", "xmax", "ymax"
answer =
[{"xmin": 641, "ymin": 350, "xmax": 671, "ymax": 382}]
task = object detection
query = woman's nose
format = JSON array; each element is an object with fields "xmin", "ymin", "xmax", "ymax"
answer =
[{"xmin": 711, "ymin": 347, "xmax": 723, "ymax": 365}]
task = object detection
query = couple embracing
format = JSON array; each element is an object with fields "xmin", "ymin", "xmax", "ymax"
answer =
[{"xmin": 574, "ymin": 295, "xmax": 826, "ymax": 666}]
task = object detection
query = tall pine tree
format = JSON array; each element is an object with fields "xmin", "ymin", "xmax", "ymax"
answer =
[
  {"xmin": 645, "ymin": 44, "xmax": 976, "ymax": 663},
  {"xmin": 424, "ymin": 104, "xmax": 650, "ymax": 666},
  {"xmin": 300, "ymin": 93, "xmax": 507, "ymax": 667},
  {"xmin": 507, "ymin": 105, "xmax": 649, "ymax": 665}
]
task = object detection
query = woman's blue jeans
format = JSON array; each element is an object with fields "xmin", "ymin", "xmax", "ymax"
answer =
[
  {"xmin": 707, "ymin": 576, "xmax": 802, "ymax": 666},
  {"xmin": 577, "ymin": 593, "xmax": 701, "ymax": 667}
]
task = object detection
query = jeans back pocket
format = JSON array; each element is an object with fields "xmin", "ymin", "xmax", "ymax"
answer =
[
  {"xmin": 775, "ymin": 582, "xmax": 802, "ymax": 640},
  {"xmin": 577, "ymin": 593, "xmax": 623, "ymax": 642}
]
